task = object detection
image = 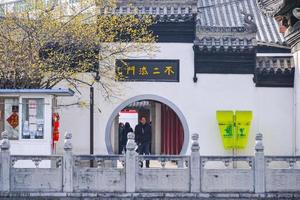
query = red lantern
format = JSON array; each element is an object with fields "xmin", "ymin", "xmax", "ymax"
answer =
[{"xmin": 52, "ymin": 113, "xmax": 60, "ymax": 142}]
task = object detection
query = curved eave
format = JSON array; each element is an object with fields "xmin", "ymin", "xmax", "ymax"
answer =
[
  {"xmin": 256, "ymin": 0, "xmax": 285, "ymax": 16},
  {"xmin": 257, "ymin": 41, "xmax": 290, "ymax": 49},
  {"xmin": 257, "ymin": 0, "xmax": 300, "ymax": 17}
]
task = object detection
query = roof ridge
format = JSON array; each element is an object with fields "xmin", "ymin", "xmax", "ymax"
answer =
[{"xmin": 117, "ymin": 0, "xmax": 198, "ymax": 7}]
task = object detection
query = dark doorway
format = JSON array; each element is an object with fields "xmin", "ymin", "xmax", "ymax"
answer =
[{"xmin": 111, "ymin": 100, "xmax": 184, "ymax": 155}]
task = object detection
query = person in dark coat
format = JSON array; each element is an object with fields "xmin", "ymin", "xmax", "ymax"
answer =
[
  {"xmin": 118, "ymin": 123, "xmax": 125, "ymax": 154},
  {"xmin": 135, "ymin": 116, "xmax": 151, "ymax": 168}
]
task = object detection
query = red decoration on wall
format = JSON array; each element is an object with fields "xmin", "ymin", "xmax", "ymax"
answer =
[
  {"xmin": 161, "ymin": 104, "xmax": 184, "ymax": 155},
  {"xmin": 52, "ymin": 113, "xmax": 60, "ymax": 142},
  {"xmin": 6, "ymin": 112, "xmax": 19, "ymax": 129}
]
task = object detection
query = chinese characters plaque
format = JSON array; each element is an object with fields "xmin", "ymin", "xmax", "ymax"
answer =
[{"xmin": 116, "ymin": 59, "xmax": 180, "ymax": 82}]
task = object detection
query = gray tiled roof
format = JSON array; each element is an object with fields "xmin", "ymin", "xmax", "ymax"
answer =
[
  {"xmin": 197, "ymin": 0, "xmax": 285, "ymax": 45},
  {"xmin": 115, "ymin": 0, "xmax": 285, "ymax": 45}
]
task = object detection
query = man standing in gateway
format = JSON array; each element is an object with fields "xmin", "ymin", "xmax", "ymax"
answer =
[{"xmin": 135, "ymin": 116, "xmax": 152, "ymax": 168}]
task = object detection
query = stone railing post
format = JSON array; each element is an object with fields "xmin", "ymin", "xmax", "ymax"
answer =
[
  {"xmin": 0, "ymin": 131, "xmax": 10, "ymax": 192},
  {"xmin": 254, "ymin": 133, "xmax": 265, "ymax": 194},
  {"xmin": 63, "ymin": 132, "xmax": 73, "ymax": 192},
  {"xmin": 190, "ymin": 133, "xmax": 200, "ymax": 193},
  {"xmin": 125, "ymin": 132, "xmax": 137, "ymax": 193}
]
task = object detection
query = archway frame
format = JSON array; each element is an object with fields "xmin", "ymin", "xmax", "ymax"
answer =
[{"xmin": 105, "ymin": 94, "xmax": 189, "ymax": 155}]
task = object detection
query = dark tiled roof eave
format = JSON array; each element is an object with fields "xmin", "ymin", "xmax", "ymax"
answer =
[
  {"xmin": 154, "ymin": 14, "xmax": 195, "ymax": 23},
  {"xmin": 254, "ymin": 55, "xmax": 295, "ymax": 87},
  {"xmin": 101, "ymin": 6, "xmax": 196, "ymax": 16},
  {"xmin": 116, "ymin": 0, "xmax": 197, "ymax": 7},
  {"xmin": 256, "ymin": 56, "xmax": 294, "ymax": 73},
  {"xmin": 255, "ymin": 67, "xmax": 294, "ymax": 76},
  {"xmin": 100, "ymin": 6, "xmax": 196, "ymax": 22},
  {"xmin": 194, "ymin": 33, "xmax": 256, "ymax": 53},
  {"xmin": 257, "ymin": 41, "xmax": 289, "ymax": 48}
]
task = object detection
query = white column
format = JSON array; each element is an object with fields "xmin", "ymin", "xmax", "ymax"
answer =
[
  {"xmin": 63, "ymin": 132, "xmax": 73, "ymax": 192},
  {"xmin": 111, "ymin": 116, "xmax": 119, "ymax": 154},
  {"xmin": 125, "ymin": 132, "xmax": 137, "ymax": 192},
  {"xmin": 254, "ymin": 133, "xmax": 265, "ymax": 194},
  {"xmin": 190, "ymin": 133, "xmax": 200, "ymax": 193},
  {"xmin": 0, "ymin": 131, "xmax": 10, "ymax": 192},
  {"xmin": 293, "ymin": 49, "xmax": 300, "ymax": 156}
]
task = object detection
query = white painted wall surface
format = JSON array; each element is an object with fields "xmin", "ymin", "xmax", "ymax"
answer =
[{"xmin": 56, "ymin": 43, "xmax": 295, "ymax": 156}]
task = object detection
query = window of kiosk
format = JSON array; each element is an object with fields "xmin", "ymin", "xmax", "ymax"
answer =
[
  {"xmin": 22, "ymin": 98, "xmax": 44, "ymax": 139},
  {"xmin": 0, "ymin": 98, "xmax": 19, "ymax": 140}
]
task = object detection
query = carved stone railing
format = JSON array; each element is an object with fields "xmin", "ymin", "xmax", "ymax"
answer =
[
  {"xmin": 201, "ymin": 156, "xmax": 254, "ymax": 193},
  {"xmin": 1, "ymin": 131, "xmax": 300, "ymax": 195},
  {"xmin": 11, "ymin": 155, "xmax": 63, "ymax": 168},
  {"xmin": 265, "ymin": 156, "xmax": 300, "ymax": 192},
  {"xmin": 137, "ymin": 155, "xmax": 189, "ymax": 169},
  {"xmin": 72, "ymin": 155, "xmax": 125, "ymax": 192},
  {"xmin": 10, "ymin": 155, "xmax": 63, "ymax": 192},
  {"xmin": 73, "ymin": 155, "xmax": 125, "ymax": 168},
  {"xmin": 136, "ymin": 155, "xmax": 190, "ymax": 192}
]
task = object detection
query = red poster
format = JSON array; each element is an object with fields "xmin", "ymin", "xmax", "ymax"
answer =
[{"xmin": 6, "ymin": 112, "xmax": 19, "ymax": 129}]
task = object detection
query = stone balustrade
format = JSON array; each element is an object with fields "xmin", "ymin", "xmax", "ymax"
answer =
[{"xmin": 1, "ymin": 131, "xmax": 300, "ymax": 197}]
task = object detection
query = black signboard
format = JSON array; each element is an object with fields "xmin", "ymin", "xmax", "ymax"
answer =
[{"xmin": 116, "ymin": 59, "xmax": 179, "ymax": 82}]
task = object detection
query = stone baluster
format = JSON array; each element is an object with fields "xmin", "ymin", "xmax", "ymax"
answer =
[
  {"xmin": 125, "ymin": 132, "xmax": 137, "ymax": 193},
  {"xmin": 276, "ymin": 59, "xmax": 281, "ymax": 69},
  {"xmin": 177, "ymin": 158, "xmax": 184, "ymax": 168},
  {"xmin": 63, "ymin": 132, "xmax": 73, "ymax": 192},
  {"xmin": 0, "ymin": 131, "xmax": 10, "ymax": 192},
  {"xmin": 254, "ymin": 133, "xmax": 265, "ymax": 194},
  {"xmin": 283, "ymin": 58, "xmax": 288, "ymax": 68},
  {"xmin": 190, "ymin": 133, "xmax": 201, "ymax": 193}
]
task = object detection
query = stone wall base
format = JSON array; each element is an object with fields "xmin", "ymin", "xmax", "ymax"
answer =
[{"xmin": 1, "ymin": 192, "xmax": 300, "ymax": 200}]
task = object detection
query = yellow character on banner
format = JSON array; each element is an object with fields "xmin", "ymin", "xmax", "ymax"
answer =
[
  {"xmin": 153, "ymin": 67, "xmax": 161, "ymax": 75},
  {"xmin": 116, "ymin": 67, "xmax": 123, "ymax": 76},
  {"xmin": 139, "ymin": 66, "xmax": 148, "ymax": 76},
  {"xmin": 126, "ymin": 66, "xmax": 135, "ymax": 75},
  {"xmin": 116, "ymin": 67, "xmax": 125, "ymax": 81},
  {"xmin": 164, "ymin": 66, "xmax": 175, "ymax": 76}
]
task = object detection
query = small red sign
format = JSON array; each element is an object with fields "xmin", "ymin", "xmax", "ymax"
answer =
[
  {"xmin": 6, "ymin": 112, "xmax": 19, "ymax": 129},
  {"xmin": 120, "ymin": 109, "xmax": 137, "ymax": 114}
]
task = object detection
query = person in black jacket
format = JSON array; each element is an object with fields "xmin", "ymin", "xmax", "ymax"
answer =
[
  {"xmin": 118, "ymin": 123, "xmax": 125, "ymax": 154},
  {"xmin": 135, "ymin": 116, "xmax": 151, "ymax": 168}
]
